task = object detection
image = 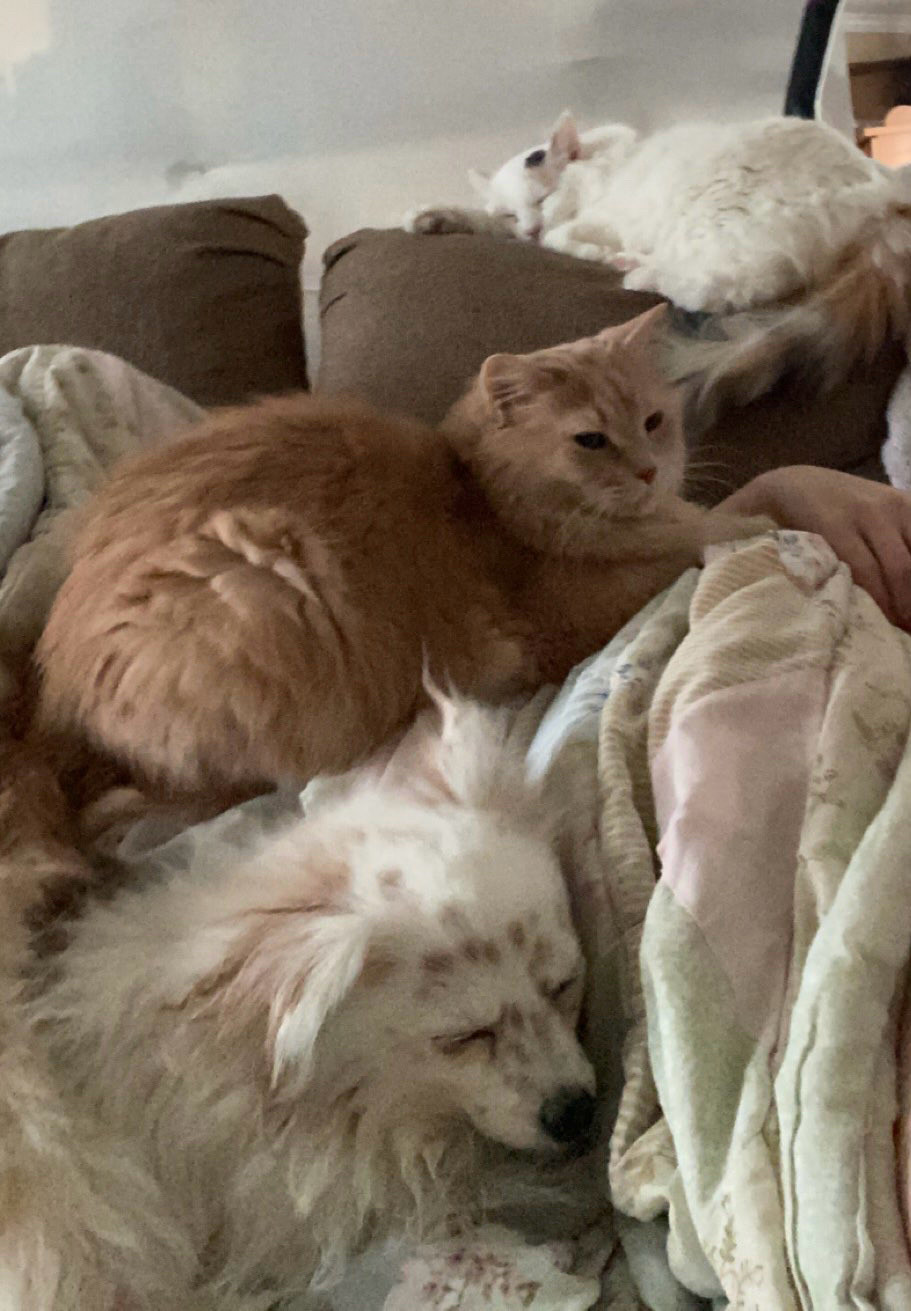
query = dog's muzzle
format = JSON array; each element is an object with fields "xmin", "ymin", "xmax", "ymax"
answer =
[{"xmin": 538, "ymin": 1086, "xmax": 596, "ymax": 1147}]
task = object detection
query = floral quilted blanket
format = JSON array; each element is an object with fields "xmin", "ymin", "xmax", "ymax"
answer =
[{"xmin": 595, "ymin": 530, "xmax": 911, "ymax": 1309}]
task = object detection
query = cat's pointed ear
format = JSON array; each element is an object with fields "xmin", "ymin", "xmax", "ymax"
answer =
[
  {"xmin": 479, "ymin": 353, "xmax": 533, "ymax": 420},
  {"xmin": 549, "ymin": 110, "xmax": 581, "ymax": 166},
  {"xmin": 468, "ymin": 167, "xmax": 490, "ymax": 201},
  {"xmin": 598, "ymin": 303, "xmax": 669, "ymax": 350}
]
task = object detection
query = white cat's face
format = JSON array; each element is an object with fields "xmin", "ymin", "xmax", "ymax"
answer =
[{"xmin": 471, "ymin": 111, "xmax": 581, "ymax": 239}]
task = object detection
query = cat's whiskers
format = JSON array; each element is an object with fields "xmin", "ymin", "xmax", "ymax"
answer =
[
  {"xmin": 685, "ymin": 473, "xmax": 735, "ymax": 497},
  {"xmin": 554, "ymin": 493, "xmax": 626, "ymax": 554},
  {"xmin": 683, "ymin": 456, "xmax": 737, "ymax": 498},
  {"xmin": 555, "ymin": 500, "xmax": 600, "ymax": 552},
  {"xmin": 684, "ymin": 447, "xmax": 736, "ymax": 473}
]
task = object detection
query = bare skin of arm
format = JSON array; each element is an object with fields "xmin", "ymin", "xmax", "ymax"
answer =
[{"xmin": 718, "ymin": 465, "xmax": 911, "ymax": 630}]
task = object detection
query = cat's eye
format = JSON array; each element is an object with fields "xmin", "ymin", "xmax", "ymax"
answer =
[
  {"xmin": 548, "ymin": 975, "xmax": 580, "ymax": 1002},
  {"xmin": 574, "ymin": 431, "xmax": 608, "ymax": 451},
  {"xmin": 525, "ymin": 148, "xmax": 547, "ymax": 168},
  {"xmin": 434, "ymin": 1027, "xmax": 496, "ymax": 1056},
  {"xmin": 644, "ymin": 411, "xmax": 664, "ymax": 433}
]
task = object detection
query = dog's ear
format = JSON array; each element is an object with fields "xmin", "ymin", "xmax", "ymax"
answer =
[
  {"xmin": 428, "ymin": 681, "xmax": 514, "ymax": 802},
  {"xmin": 264, "ymin": 909, "xmax": 372, "ymax": 1085},
  {"xmin": 179, "ymin": 864, "xmax": 371, "ymax": 1087},
  {"xmin": 391, "ymin": 679, "xmax": 542, "ymax": 823}
]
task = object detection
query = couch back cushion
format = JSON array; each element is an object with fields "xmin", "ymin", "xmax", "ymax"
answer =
[
  {"xmin": 318, "ymin": 227, "xmax": 902, "ymax": 501},
  {"xmin": 0, "ymin": 195, "xmax": 308, "ymax": 408}
]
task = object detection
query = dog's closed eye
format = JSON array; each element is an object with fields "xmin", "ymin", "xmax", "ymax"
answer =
[{"xmin": 434, "ymin": 1027, "xmax": 496, "ymax": 1056}]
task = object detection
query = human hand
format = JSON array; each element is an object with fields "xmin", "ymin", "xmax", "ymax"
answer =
[{"xmin": 719, "ymin": 465, "xmax": 911, "ymax": 630}]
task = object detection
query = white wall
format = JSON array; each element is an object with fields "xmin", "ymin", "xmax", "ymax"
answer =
[{"xmin": 2, "ymin": 0, "xmax": 804, "ymax": 291}]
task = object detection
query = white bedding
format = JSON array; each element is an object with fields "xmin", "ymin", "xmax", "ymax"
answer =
[{"xmin": 0, "ymin": 344, "xmax": 200, "ymax": 710}]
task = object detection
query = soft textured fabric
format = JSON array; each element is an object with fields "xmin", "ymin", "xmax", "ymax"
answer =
[
  {"xmin": 595, "ymin": 530, "xmax": 911, "ymax": 1307},
  {"xmin": 317, "ymin": 227, "xmax": 662, "ymax": 425},
  {"xmin": 0, "ymin": 196, "xmax": 308, "ymax": 407},
  {"xmin": 317, "ymin": 227, "xmax": 901, "ymax": 502},
  {"xmin": 884, "ymin": 363, "xmax": 911, "ymax": 489},
  {"xmin": 0, "ymin": 388, "xmax": 43, "ymax": 579},
  {"xmin": 0, "ymin": 345, "xmax": 202, "ymax": 708}
]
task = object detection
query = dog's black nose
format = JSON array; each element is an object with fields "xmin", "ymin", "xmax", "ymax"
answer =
[{"xmin": 538, "ymin": 1087, "xmax": 596, "ymax": 1145}]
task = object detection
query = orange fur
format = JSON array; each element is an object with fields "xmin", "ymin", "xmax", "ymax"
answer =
[{"xmin": 34, "ymin": 307, "xmax": 767, "ymax": 801}]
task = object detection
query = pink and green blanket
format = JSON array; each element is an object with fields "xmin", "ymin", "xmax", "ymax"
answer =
[{"xmin": 589, "ymin": 530, "xmax": 911, "ymax": 1308}]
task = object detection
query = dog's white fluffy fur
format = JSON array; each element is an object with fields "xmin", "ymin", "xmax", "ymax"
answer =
[{"xmin": 5, "ymin": 693, "xmax": 594, "ymax": 1309}]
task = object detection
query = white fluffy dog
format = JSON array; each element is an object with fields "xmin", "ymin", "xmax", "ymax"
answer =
[{"xmin": 12, "ymin": 693, "xmax": 595, "ymax": 1309}]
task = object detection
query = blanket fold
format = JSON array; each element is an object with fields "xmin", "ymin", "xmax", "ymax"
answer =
[
  {"xmin": 0, "ymin": 345, "xmax": 201, "ymax": 707},
  {"xmin": 602, "ymin": 530, "xmax": 911, "ymax": 1309}
]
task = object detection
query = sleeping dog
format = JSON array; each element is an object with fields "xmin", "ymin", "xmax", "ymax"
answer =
[{"xmin": 11, "ymin": 691, "xmax": 596, "ymax": 1309}]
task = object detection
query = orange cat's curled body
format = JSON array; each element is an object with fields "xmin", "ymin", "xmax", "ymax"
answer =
[{"xmin": 34, "ymin": 306, "xmax": 768, "ymax": 801}]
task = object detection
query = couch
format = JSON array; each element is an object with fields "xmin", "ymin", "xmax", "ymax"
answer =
[{"xmin": 0, "ymin": 193, "xmax": 904, "ymax": 502}]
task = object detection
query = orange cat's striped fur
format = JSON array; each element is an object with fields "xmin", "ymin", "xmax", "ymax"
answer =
[{"xmin": 34, "ymin": 306, "xmax": 767, "ymax": 802}]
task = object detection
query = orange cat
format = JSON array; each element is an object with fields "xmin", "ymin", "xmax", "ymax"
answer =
[{"xmin": 34, "ymin": 305, "xmax": 767, "ymax": 801}]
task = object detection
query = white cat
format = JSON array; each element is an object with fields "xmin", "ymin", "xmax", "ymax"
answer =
[{"xmin": 406, "ymin": 112, "xmax": 911, "ymax": 415}]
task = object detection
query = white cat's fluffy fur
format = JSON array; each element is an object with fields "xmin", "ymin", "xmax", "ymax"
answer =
[
  {"xmin": 407, "ymin": 112, "xmax": 911, "ymax": 415},
  {"xmin": 459, "ymin": 111, "xmax": 905, "ymax": 313},
  {"xmin": 6, "ymin": 693, "xmax": 595, "ymax": 1310}
]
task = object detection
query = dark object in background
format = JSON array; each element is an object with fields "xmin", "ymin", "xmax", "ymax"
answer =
[{"xmin": 785, "ymin": 0, "xmax": 841, "ymax": 117}]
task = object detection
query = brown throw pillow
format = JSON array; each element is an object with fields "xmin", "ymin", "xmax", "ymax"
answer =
[
  {"xmin": 318, "ymin": 227, "xmax": 902, "ymax": 502},
  {"xmin": 0, "ymin": 195, "xmax": 308, "ymax": 408}
]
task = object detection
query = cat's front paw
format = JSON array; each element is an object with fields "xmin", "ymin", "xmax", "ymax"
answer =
[
  {"xmin": 404, "ymin": 205, "xmax": 478, "ymax": 236},
  {"xmin": 610, "ymin": 253, "xmax": 640, "ymax": 273},
  {"xmin": 621, "ymin": 264, "xmax": 660, "ymax": 293},
  {"xmin": 701, "ymin": 511, "xmax": 776, "ymax": 545},
  {"xmin": 543, "ymin": 232, "xmax": 606, "ymax": 263}
]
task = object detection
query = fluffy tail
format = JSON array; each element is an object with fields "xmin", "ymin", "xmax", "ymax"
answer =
[
  {"xmin": 0, "ymin": 737, "xmax": 195, "ymax": 1310},
  {"xmin": 668, "ymin": 204, "xmax": 911, "ymax": 426}
]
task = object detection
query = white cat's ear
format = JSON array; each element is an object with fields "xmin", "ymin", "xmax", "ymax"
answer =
[
  {"xmin": 468, "ymin": 168, "xmax": 490, "ymax": 201},
  {"xmin": 479, "ymin": 353, "xmax": 533, "ymax": 418},
  {"xmin": 549, "ymin": 110, "xmax": 581, "ymax": 166},
  {"xmin": 599, "ymin": 303, "xmax": 669, "ymax": 349}
]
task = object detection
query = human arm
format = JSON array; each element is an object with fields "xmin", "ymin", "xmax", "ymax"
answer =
[{"xmin": 718, "ymin": 465, "xmax": 911, "ymax": 629}]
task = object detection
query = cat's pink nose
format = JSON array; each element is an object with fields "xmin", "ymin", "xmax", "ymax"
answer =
[{"xmin": 636, "ymin": 466, "xmax": 657, "ymax": 485}]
